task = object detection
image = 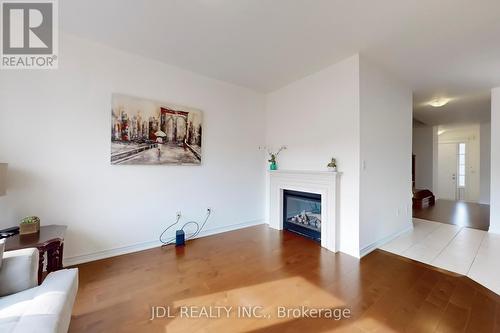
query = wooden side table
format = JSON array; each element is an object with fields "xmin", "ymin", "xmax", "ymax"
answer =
[{"xmin": 5, "ymin": 225, "xmax": 67, "ymax": 285}]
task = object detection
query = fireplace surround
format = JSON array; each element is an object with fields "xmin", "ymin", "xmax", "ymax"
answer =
[{"xmin": 268, "ymin": 170, "xmax": 340, "ymax": 253}]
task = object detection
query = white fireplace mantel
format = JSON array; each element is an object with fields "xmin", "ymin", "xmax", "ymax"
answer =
[{"xmin": 268, "ymin": 169, "xmax": 340, "ymax": 253}]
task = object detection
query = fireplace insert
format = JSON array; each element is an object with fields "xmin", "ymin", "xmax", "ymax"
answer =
[{"xmin": 283, "ymin": 190, "xmax": 321, "ymax": 242}]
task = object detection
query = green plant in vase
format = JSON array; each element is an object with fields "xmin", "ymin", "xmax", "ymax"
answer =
[
  {"xmin": 267, "ymin": 146, "xmax": 286, "ymax": 170},
  {"xmin": 20, "ymin": 216, "xmax": 41, "ymax": 235}
]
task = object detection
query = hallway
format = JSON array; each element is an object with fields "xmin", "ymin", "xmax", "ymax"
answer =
[{"xmin": 413, "ymin": 199, "xmax": 490, "ymax": 231}]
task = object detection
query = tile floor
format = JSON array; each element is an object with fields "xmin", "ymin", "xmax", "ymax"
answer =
[{"xmin": 379, "ymin": 218, "xmax": 500, "ymax": 295}]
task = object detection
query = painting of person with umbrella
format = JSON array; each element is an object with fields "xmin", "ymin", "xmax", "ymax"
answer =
[
  {"xmin": 155, "ymin": 130, "xmax": 167, "ymax": 160},
  {"xmin": 111, "ymin": 94, "xmax": 203, "ymax": 165}
]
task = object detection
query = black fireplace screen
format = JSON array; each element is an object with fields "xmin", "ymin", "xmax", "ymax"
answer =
[{"xmin": 283, "ymin": 190, "xmax": 321, "ymax": 242}]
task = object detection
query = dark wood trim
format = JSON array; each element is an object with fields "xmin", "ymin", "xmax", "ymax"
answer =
[{"xmin": 5, "ymin": 225, "xmax": 66, "ymax": 284}]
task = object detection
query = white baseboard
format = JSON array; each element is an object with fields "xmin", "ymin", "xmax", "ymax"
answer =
[
  {"xmin": 489, "ymin": 226, "xmax": 500, "ymax": 235},
  {"xmin": 359, "ymin": 224, "xmax": 414, "ymax": 258},
  {"xmin": 63, "ymin": 219, "xmax": 265, "ymax": 266}
]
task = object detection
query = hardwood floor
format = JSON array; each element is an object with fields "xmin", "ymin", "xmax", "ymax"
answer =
[
  {"xmin": 70, "ymin": 225, "xmax": 500, "ymax": 333},
  {"xmin": 413, "ymin": 199, "xmax": 490, "ymax": 231}
]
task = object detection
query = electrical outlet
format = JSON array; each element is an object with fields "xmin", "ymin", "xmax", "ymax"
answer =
[
  {"xmin": 207, "ymin": 207, "xmax": 212, "ymax": 214},
  {"xmin": 176, "ymin": 211, "xmax": 181, "ymax": 219}
]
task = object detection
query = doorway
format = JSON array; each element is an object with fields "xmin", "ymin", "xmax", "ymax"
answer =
[
  {"xmin": 436, "ymin": 124, "xmax": 481, "ymax": 203},
  {"xmin": 413, "ymin": 123, "xmax": 489, "ymax": 231}
]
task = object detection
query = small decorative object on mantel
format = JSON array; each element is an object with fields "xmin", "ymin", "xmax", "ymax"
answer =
[
  {"xmin": 267, "ymin": 146, "xmax": 287, "ymax": 170},
  {"xmin": 19, "ymin": 216, "xmax": 41, "ymax": 235},
  {"xmin": 327, "ymin": 158, "xmax": 337, "ymax": 172}
]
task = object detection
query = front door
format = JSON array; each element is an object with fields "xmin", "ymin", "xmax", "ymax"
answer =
[{"xmin": 438, "ymin": 143, "xmax": 458, "ymax": 200}]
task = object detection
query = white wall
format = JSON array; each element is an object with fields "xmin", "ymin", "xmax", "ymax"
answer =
[
  {"xmin": 266, "ymin": 54, "xmax": 413, "ymax": 257},
  {"xmin": 412, "ymin": 126, "xmax": 434, "ymax": 190},
  {"xmin": 266, "ymin": 55, "xmax": 361, "ymax": 257},
  {"xmin": 490, "ymin": 88, "xmax": 500, "ymax": 234},
  {"xmin": 359, "ymin": 57, "xmax": 413, "ymax": 253},
  {"xmin": 432, "ymin": 126, "xmax": 439, "ymax": 194},
  {"xmin": 437, "ymin": 125, "xmax": 480, "ymax": 202},
  {"xmin": 480, "ymin": 122, "xmax": 491, "ymax": 204},
  {"xmin": 0, "ymin": 34, "xmax": 267, "ymax": 260},
  {"xmin": 0, "ymin": 35, "xmax": 421, "ymax": 259}
]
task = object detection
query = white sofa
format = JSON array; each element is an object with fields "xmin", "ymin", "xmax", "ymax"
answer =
[{"xmin": 0, "ymin": 248, "xmax": 78, "ymax": 333}]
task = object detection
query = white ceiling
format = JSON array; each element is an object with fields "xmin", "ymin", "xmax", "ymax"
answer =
[
  {"xmin": 413, "ymin": 91, "xmax": 491, "ymax": 126},
  {"xmin": 61, "ymin": 0, "xmax": 500, "ymax": 125}
]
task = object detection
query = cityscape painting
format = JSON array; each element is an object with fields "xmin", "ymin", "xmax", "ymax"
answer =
[{"xmin": 111, "ymin": 94, "xmax": 202, "ymax": 165}]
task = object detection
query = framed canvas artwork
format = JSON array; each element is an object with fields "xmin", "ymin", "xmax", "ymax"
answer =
[{"xmin": 111, "ymin": 94, "xmax": 202, "ymax": 165}]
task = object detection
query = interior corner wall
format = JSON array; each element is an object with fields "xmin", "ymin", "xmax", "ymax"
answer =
[
  {"xmin": 490, "ymin": 88, "xmax": 500, "ymax": 234},
  {"xmin": 0, "ymin": 33, "xmax": 267, "ymax": 260},
  {"xmin": 359, "ymin": 57, "xmax": 413, "ymax": 254},
  {"xmin": 479, "ymin": 122, "xmax": 491, "ymax": 204},
  {"xmin": 412, "ymin": 126, "xmax": 434, "ymax": 191},
  {"xmin": 265, "ymin": 55, "xmax": 361, "ymax": 257}
]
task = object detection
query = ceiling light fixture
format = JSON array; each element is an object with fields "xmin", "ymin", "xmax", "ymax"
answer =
[{"xmin": 428, "ymin": 97, "xmax": 450, "ymax": 108}]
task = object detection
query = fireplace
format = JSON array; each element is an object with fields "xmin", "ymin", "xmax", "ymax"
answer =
[
  {"xmin": 269, "ymin": 170, "xmax": 339, "ymax": 252},
  {"xmin": 283, "ymin": 190, "xmax": 321, "ymax": 242}
]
